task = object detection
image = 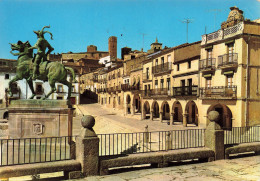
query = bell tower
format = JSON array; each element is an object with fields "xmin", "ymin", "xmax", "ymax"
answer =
[{"xmin": 109, "ymin": 36, "xmax": 117, "ymax": 60}]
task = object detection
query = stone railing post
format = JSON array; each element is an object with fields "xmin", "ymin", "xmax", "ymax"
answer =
[
  {"xmin": 204, "ymin": 111, "xmax": 224, "ymax": 160},
  {"xmin": 76, "ymin": 115, "xmax": 99, "ymax": 176}
]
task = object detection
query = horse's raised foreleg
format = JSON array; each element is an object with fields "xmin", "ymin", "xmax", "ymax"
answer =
[
  {"xmin": 8, "ymin": 75, "xmax": 21, "ymax": 97},
  {"xmin": 42, "ymin": 79, "xmax": 56, "ymax": 100},
  {"xmin": 60, "ymin": 80, "xmax": 72, "ymax": 100},
  {"xmin": 27, "ymin": 79, "xmax": 35, "ymax": 99}
]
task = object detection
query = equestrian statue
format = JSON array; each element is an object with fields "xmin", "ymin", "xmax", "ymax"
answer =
[{"xmin": 8, "ymin": 25, "xmax": 76, "ymax": 100}]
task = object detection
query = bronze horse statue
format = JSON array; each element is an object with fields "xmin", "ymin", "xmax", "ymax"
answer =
[{"xmin": 9, "ymin": 40, "xmax": 76, "ymax": 100}]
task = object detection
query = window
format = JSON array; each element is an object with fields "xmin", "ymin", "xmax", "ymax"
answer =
[
  {"xmin": 227, "ymin": 43, "xmax": 234, "ymax": 62},
  {"xmin": 177, "ymin": 64, "xmax": 180, "ymax": 71},
  {"xmin": 146, "ymin": 68, "xmax": 149, "ymax": 79},
  {"xmin": 207, "ymin": 49, "xmax": 212, "ymax": 59},
  {"xmin": 188, "ymin": 61, "xmax": 191, "ymax": 69},
  {"xmin": 206, "ymin": 78, "xmax": 212, "ymax": 88},
  {"xmin": 118, "ymin": 96, "xmax": 120, "ymax": 105},
  {"xmin": 226, "ymin": 75, "xmax": 233, "ymax": 87},
  {"xmin": 160, "ymin": 79, "xmax": 164, "ymax": 89},
  {"xmin": 148, "ymin": 84, "xmax": 151, "ymax": 90},
  {"xmin": 155, "ymin": 80, "xmax": 158, "ymax": 89},
  {"xmin": 36, "ymin": 84, "xmax": 43, "ymax": 94},
  {"xmin": 161, "ymin": 57, "xmax": 164, "ymax": 65},
  {"xmin": 5, "ymin": 74, "xmax": 9, "ymax": 79},
  {"xmin": 72, "ymin": 85, "xmax": 75, "ymax": 92},
  {"xmin": 109, "ymin": 97, "xmax": 110, "ymax": 104},
  {"xmin": 57, "ymin": 85, "xmax": 63, "ymax": 93},
  {"xmin": 57, "ymin": 96, "xmax": 63, "ymax": 100},
  {"xmin": 167, "ymin": 55, "xmax": 171, "ymax": 62},
  {"xmin": 155, "ymin": 59, "xmax": 158, "ymax": 66}
]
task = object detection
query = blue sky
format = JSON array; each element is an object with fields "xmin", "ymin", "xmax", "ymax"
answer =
[{"xmin": 0, "ymin": 0, "xmax": 259, "ymax": 59}]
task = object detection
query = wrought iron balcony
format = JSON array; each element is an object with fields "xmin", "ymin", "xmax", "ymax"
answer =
[
  {"xmin": 218, "ymin": 53, "xmax": 238, "ymax": 68},
  {"xmin": 200, "ymin": 86, "xmax": 237, "ymax": 99},
  {"xmin": 121, "ymin": 84, "xmax": 130, "ymax": 91},
  {"xmin": 172, "ymin": 86, "xmax": 198, "ymax": 97},
  {"xmin": 152, "ymin": 62, "xmax": 172, "ymax": 74},
  {"xmin": 121, "ymin": 84, "xmax": 140, "ymax": 92},
  {"xmin": 199, "ymin": 58, "xmax": 216, "ymax": 71},
  {"xmin": 143, "ymin": 88, "xmax": 171, "ymax": 97}
]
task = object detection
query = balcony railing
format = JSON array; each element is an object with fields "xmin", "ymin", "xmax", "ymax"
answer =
[
  {"xmin": 199, "ymin": 58, "xmax": 216, "ymax": 71},
  {"xmin": 172, "ymin": 86, "xmax": 198, "ymax": 97},
  {"xmin": 200, "ymin": 86, "xmax": 237, "ymax": 98},
  {"xmin": 218, "ymin": 53, "xmax": 238, "ymax": 68},
  {"xmin": 201, "ymin": 22, "xmax": 244, "ymax": 45},
  {"xmin": 152, "ymin": 62, "xmax": 172, "ymax": 74},
  {"xmin": 143, "ymin": 88, "xmax": 171, "ymax": 97},
  {"xmin": 97, "ymin": 88, "xmax": 107, "ymax": 93},
  {"xmin": 121, "ymin": 84, "xmax": 130, "ymax": 91}
]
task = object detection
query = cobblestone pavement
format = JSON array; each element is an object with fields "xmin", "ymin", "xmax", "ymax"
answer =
[
  {"xmin": 75, "ymin": 155, "xmax": 260, "ymax": 181},
  {"xmin": 75, "ymin": 104, "xmax": 198, "ymax": 135}
]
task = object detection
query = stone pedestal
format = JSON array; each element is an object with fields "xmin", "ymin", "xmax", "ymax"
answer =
[
  {"xmin": 76, "ymin": 115, "xmax": 99, "ymax": 176},
  {"xmin": 8, "ymin": 100, "xmax": 73, "ymax": 139},
  {"xmin": 204, "ymin": 111, "xmax": 224, "ymax": 160}
]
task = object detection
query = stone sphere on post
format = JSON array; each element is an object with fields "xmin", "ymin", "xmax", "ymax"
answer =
[
  {"xmin": 208, "ymin": 111, "xmax": 220, "ymax": 122},
  {"xmin": 81, "ymin": 115, "xmax": 95, "ymax": 129}
]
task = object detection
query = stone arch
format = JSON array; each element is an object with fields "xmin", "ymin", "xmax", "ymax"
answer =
[
  {"xmin": 143, "ymin": 101, "xmax": 150, "ymax": 119},
  {"xmin": 152, "ymin": 101, "xmax": 160, "ymax": 118},
  {"xmin": 185, "ymin": 101, "xmax": 198, "ymax": 126},
  {"xmin": 172, "ymin": 101, "xmax": 183, "ymax": 122},
  {"xmin": 207, "ymin": 104, "xmax": 233, "ymax": 129},
  {"xmin": 132, "ymin": 94, "xmax": 141, "ymax": 113},
  {"xmin": 161, "ymin": 101, "xmax": 170, "ymax": 120}
]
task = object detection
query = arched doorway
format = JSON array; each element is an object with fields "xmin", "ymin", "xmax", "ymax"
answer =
[
  {"xmin": 152, "ymin": 101, "xmax": 159, "ymax": 118},
  {"xmin": 161, "ymin": 101, "xmax": 170, "ymax": 120},
  {"xmin": 172, "ymin": 101, "xmax": 183, "ymax": 122},
  {"xmin": 133, "ymin": 94, "xmax": 141, "ymax": 113},
  {"xmin": 143, "ymin": 101, "xmax": 150, "ymax": 119},
  {"xmin": 126, "ymin": 94, "xmax": 131, "ymax": 114},
  {"xmin": 185, "ymin": 101, "xmax": 198, "ymax": 126},
  {"xmin": 207, "ymin": 104, "xmax": 233, "ymax": 129}
]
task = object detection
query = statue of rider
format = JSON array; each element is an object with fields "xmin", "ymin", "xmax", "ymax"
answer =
[{"xmin": 29, "ymin": 25, "xmax": 54, "ymax": 80}]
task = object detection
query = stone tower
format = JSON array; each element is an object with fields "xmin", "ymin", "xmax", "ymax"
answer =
[
  {"xmin": 109, "ymin": 36, "xmax": 117, "ymax": 60},
  {"xmin": 147, "ymin": 37, "xmax": 162, "ymax": 54}
]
